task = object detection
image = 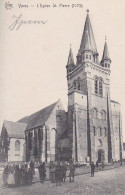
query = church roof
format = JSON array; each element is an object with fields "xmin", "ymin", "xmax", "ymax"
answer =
[
  {"xmin": 102, "ymin": 41, "xmax": 110, "ymax": 60},
  {"xmin": 67, "ymin": 48, "xmax": 74, "ymax": 65},
  {"xmin": 19, "ymin": 101, "xmax": 58, "ymax": 130},
  {"xmin": 2, "ymin": 120, "xmax": 27, "ymax": 139},
  {"xmin": 79, "ymin": 12, "xmax": 97, "ymax": 54}
]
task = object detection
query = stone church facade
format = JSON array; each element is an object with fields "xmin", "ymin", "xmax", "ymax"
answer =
[
  {"xmin": 23, "ymin": 11, "xmax": 122, "ymax": 164},
  {"xmin": 66, "ymin": 11, "xmax": 123, "ymax": 164}
]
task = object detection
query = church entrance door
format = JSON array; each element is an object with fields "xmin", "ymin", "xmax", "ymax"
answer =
[{"xmin": 98, "ymin": 149, "xmax": 105, "ymax": 163}]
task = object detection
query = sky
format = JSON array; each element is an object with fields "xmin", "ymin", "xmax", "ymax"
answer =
[{"xmin": 0, "ymin": 0, "xmax": 125, "ymax": 140}]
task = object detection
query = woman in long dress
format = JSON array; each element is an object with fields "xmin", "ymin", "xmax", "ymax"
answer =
[
  {"xmin": 8, "ymin": 165, "xmax": 15, "ymax": 187},
  {"xmin": 3, "ymin": 165, "xmax": 9, "ymax": 187}
]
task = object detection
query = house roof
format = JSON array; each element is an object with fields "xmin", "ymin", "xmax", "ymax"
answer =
[
  {"xmin": 3, "ymin": 120, "xmax": 27, "ymax": 139},
  {"xmin": 18, "ymin": 101, "xmax": 58, "ymax": 130}
]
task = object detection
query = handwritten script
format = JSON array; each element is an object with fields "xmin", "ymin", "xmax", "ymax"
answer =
[{"xmin": 9, "ymin": 14, "xmax": 48, "ymax": 30}]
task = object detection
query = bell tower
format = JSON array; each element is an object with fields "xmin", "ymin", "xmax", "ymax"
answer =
[{"xmin": 66, "ymin": 11, "xmax": 115, "ymax": 163}]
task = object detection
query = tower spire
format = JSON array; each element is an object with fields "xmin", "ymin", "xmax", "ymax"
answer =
[
  {"xmin": 66, "ymin": 45, "xmax": 75, "ymax": 75},
  {"xmin": 101, "ymin": 38, "xmax": 111, "ymax": 68},
  {"xmin": 67, "ymin": 45, "xmax": 74, "ymax": 65},
  {"xmin": 102, "ymin": 39, "xmax": 110, "ymax": 60},
  {"xmin": 79, "ymin": 11, "xmax": 98, "ymax": 54}
]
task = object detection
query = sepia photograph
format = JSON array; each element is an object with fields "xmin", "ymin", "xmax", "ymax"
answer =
[{"xmin": 0, "ymin": 0, "xmax": 125, "ymax": 194}]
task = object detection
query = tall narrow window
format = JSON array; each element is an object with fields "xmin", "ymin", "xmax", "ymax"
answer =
[
  {"xmin": 99, "ymin": 128, "xmax": 102, "ymax": 136},
  {"xmin": 99, "ymin": 78, "xmax": 103, "ymax": 96},
  {"xmin": 93, "ymin": 126, "xmax": 96, "ymax": 136},
  {"xmin": 77, "ymin": 78, "xmax": 81, "ymax": 90},
  {"xmin": 95, "ymin": 77, "xmax": 98, "ymax": 94},
  {"xmin": 104, "ymin": 128, "xmax": 107, "ymax": 137},
  {"xmin": 73, "ymin": 81, "xmax": 76, "ymax": 90},
  {"xmin": 15, "ymin": 140, "xmax": 20, "ymax": 151}
]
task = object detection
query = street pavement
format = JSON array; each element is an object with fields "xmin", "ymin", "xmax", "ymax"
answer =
[{"xmin": 0, "ymin": 166, "xmax": 125, "ymax": 195}]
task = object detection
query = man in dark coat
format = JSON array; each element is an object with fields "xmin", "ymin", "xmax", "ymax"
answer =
[
  {"xmin": 96, "ymin": 160, "xmax": 99, "ymax": 169},
  {"xmin": 28, "ymin": 167, "xmax": 33, "ymax": 185},
  {"xmin": 30, "ymin": 161, "xmax": 35, "ymax": 176},
  {"xmin": 38, "ymin": 162, "xmax": 46, "ymax": 183},
  {"xmin": 90, "ymin": 162, "xmax": 95, "ymax": 177},
  {"xmin": 14, "ymin": 165, "xmax": 20, "ymax": 186},
  {"xmin": 55, "ymin": 162, "xmax": 62, "ymax": 186},
  {"xmin": 69, "ymin": 160, "xmax": 75, "ymax": 182},
  {"xmin": 61, "ymin": 162, "xmax": 67, "ymax": 182}
]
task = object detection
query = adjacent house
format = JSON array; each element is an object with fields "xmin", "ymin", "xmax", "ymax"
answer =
[{"xmin": 0, "ymin": 120, "xmax": 27, "ymax": 162}]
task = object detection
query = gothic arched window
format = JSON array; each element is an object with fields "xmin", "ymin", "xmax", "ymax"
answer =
[
  {"xmin": 94, "ymin": 77, "xmax": 98, "ymax": 94},
  {"xmin": 99, "ymin": 78, "xmax": 103, "ymax": 96},
  {"xmin": 73, "ymin": 81, "xmax": 76, "ymax": 90},
  {"xmin": 15, "ymin": 140, "xmax": 20, "ymax": 151},
  {"xmin": 77, "ymin": 78, "xmax": 81, "ymax": 90},
  {"xmin": 92, "ymin": 108, "xmax": 98, "ymax": 119}
]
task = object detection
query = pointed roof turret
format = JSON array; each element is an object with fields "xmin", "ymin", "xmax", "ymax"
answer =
[
  {"xmin": 79, "ymin": 10, "xmax": 98, "ymax": 54},
  {"xmin": 102, "ymin": 39, "xmax": 110, "ymax": 61},
  {"xmin": 67, "ymin": 46, "xmax": 74, "ymax": 65}
]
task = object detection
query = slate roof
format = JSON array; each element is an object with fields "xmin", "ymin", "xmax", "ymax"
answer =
[
  {"xmin": 80, "ymin": 12, "xmax": 97, "ymax": 54},
  {"xmin": 18, "ymin": 101, "xmax": 58, "ymax": 130},
  {"xmin": 67, "ymin": 48, "xmax": 74, "ymax": 65},
  {"xmin": 3, "ymin": 120, "xmax": 27, "ymax": 139},
  {"xmin": 102, "ymin": 41, "xmax": 110, "ymax": 60}
]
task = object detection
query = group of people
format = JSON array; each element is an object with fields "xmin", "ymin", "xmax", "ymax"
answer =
[
  {"xmin": 3, "ymin": 162, "xmax": 35, "ymax": 187},
  {"xmin": 3, "ymin": 160, "xmax": 103, "ymax": 188},
  {"xmin": 49, "ymin": 160, "xmax": 75, "ymax": 186}
]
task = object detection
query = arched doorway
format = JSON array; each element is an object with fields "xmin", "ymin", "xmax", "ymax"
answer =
[{"xmin": 98, "ymin": 149, "xmax": 105, "ymax": 163}]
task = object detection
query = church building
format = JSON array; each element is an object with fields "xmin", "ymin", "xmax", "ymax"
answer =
[
  {"xmin": 66, "ymin": 11, "xmax": 123, "ymax": 163},
  {"xmin": 1, "ymin": 11, "xmax": 123, "ymax": 164}
]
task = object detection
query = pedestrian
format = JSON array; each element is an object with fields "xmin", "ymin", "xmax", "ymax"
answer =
[
  {"xmin": 38, "ymin": 162, "xmax": 46, "ymax": 183},
  {"xmin": 102, "ymin": 162, "xmax": 104, "ymax": 169},
  {"xmin": 61, "ymin": 162, "xmax": 67, "ymax": 182},
  {"xmin": 55, "ymin": 161, "xmax": 62, "ymax": 186},
  {"xmin": 69, "ymin": 160, "xmax": 75, "ymax": 182},
  {"xmin": 24, "ymin": 164, "xmax": 29, "ymax": 185},
  {"xmin": 3, "ymin": 165, "xmax": 9, "ymax": 187},
  {"xmin": 28, "ymin": 167, "xmax": 33, "ymax": 185},
  {"xmin": 49, "ymin": 161, "xmax": 55, "ymax": 183},
  {"xmin": 96, "ymin": 160, "xmax": 99, "ymax": 169},
  {"xmin": 8, "ymin": 165, "xmax": 15, "ymax": 187},
  {"xmin": 30, "ymin": 161, "xmax": 35, "ymax": 176},
  {"xmin": 90, "ymin": 162, "xmax": 95, "ymax": 177},
  {"xmin": 20, "ymin": 164, "xmax": 25, "ymax": 185},
  {"xmin": 14, "ymin": 165, "xmax": 21, "ymax": 187}
]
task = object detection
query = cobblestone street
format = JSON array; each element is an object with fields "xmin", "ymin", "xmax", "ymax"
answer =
[{"xmin": 0, "ymin": 166, "xmax": 125, "ymax": 195}]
